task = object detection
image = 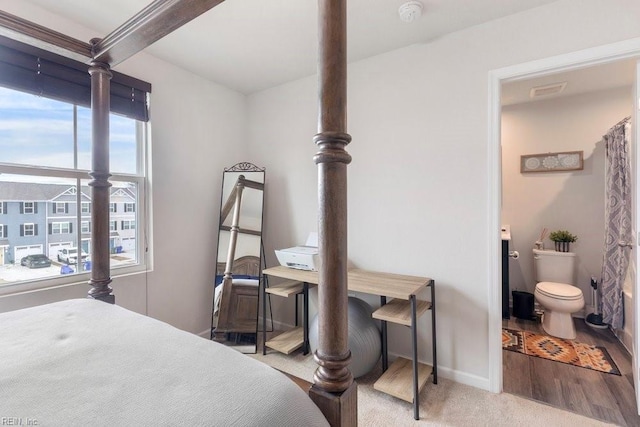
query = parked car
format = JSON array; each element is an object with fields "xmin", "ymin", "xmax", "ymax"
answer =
[
  {"xmin": 20, "ymin": 254, "xmax": 52, "ymax": 269},
  {"xmin": 57, "ymin": 248, "xmax": 88, "ymax": 264}
]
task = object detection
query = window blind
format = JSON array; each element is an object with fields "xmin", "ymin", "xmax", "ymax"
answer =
[{"xmin": 0, "ymin": 35, "xmax": 151, "ymax": 122}]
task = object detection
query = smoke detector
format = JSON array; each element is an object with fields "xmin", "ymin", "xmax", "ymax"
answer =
[{"xmin": 399, "ymin": 1, "xmax": 423, "ymax": 23}]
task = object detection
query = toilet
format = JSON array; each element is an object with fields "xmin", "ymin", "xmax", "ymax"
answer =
[{"xmin": 533, "ymin": 249, "xmax": 584, "ymax": 339}]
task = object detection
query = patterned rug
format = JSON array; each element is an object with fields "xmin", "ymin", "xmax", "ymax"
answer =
[{"xmin": 502, "ymin": 328, "xmax": 621, "ymax": 375}]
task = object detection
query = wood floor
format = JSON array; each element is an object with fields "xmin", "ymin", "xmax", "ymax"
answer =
[{"xmin": 503, "ymin": 316, "xmax": 640, "ymax": 426}]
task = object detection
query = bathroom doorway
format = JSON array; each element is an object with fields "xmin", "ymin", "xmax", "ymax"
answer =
[{"xmin": 488, "ymin": 40, "xmax": 640, "ymax": 425}]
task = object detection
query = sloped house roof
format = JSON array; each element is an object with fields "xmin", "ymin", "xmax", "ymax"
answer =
[{"xmin": 0, "ymin": 182, "xmax": 134, "ymax": 202}]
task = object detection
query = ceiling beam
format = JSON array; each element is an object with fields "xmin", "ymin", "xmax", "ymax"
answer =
[
  {"xmin": 0, "ymin": 10, "xmax": 92, "ymax": 62},
  {"xmin": 93, "ymin": 0, "xmax": 225, "ymax": 66}
]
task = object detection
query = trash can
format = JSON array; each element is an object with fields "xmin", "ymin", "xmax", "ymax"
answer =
[
  {"xmin": 512, "ymin": 290, "xmax": 535, "ymax": 320},
  {"xmin": 60, "ymin": 265, "xmax": 74, "ymax": 275},
  {"xmin": 116, "ymin": 246, "xmax": 123, "ymax": 254}
]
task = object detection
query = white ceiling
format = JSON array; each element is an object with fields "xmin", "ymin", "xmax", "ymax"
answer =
[
  {"xmin": 21, "ymin": 0, "xmax": 560, "ymax": 94},
  {"xmin": 502, "ymin": 59, "xmax": 636, "ymax": 106}
]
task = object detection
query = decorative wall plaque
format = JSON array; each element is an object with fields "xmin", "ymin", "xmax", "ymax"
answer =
[{"xmin": 520, "ymin": 151, "xmax": 583, "ymax": 173}]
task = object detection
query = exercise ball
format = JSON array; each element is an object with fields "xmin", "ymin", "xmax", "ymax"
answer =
[{"xmin": 309, "ymin": 296, "xmax": 381, "ymax": 378}]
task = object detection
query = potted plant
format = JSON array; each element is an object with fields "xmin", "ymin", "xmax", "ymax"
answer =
[{"xmin": 549, "ymin": 230, "xmax": 578, "ymax": 252}]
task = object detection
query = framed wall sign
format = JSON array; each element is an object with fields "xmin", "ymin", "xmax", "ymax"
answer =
[{"xmin": 520, "ymin": 151, "xmax": 583, "ymax": 173}]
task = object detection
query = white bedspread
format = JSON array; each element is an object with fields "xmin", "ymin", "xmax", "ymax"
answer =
[{"xmin": 0, "ymin": 299, "xmax": 329, "ymax": 427}]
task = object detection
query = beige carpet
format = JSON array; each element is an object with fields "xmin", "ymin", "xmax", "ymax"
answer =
[{"xmin": 249, "ymin": 350, "xmax": 616, "ymax": 426}]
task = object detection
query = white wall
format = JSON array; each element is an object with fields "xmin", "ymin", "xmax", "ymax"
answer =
[
  {"xmin": 248, "ymin": 0, "xmax": 640, "ymax": 388},
  {"xmin": 502, "ymin": 87, "xmax": 633, "ymax": 307},
  {"xmin": 0, "ymin": 0, "xmax": 248, "ymax": 336}
]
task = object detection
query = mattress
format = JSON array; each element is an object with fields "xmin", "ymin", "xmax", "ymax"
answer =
[{"xmin": 0, "ymin": 299, "xmax": 329, "ymax": 426}]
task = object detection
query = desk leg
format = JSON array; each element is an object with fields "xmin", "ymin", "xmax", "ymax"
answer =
[
  {"xmin": 411, "ymin": 295, "xmax": 419, "ymax": 420},
  {"xmin": 380, "ymin": 296, "xmax": 388, "ymax": 372},
  {"xmin": 303, "ymin": 282, "xmax": 310, "ymax": 355},
  {"xmin": 431, "ymin": 280, "xmax": 437, "ymax": 384},
  {"xmin": 262, "ymin": 276, "xmax": 267, "ymax": 355}
]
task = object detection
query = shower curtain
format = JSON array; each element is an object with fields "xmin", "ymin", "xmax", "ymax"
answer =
[{"xmin": 600, "ymin": 118, "xmax": 632, "ymax": 329}]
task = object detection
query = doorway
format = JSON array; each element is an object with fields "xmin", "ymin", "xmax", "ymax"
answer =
[{"xmin": 488, "ymin": 38, "xmax": 640, "ymax": 423}]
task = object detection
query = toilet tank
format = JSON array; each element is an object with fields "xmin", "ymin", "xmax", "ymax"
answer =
[{"xmin": 533, "ymin": 249, "xmax": 576, "ymax": 284}]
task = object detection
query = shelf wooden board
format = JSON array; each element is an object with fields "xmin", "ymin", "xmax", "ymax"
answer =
[
  {"xmin": 265, "ymin": 279, "xmax": 304, "ymax": 297},
  {"xmin": 265, "ymin": 327, "xmax": 304, "ymax": 354},
  {"xmin": 263, "ymin": 266, "xmax": 432, "ymax": 300},
  {"xmin": 372, "ymin": 299, "xmax": 431, "ymax": 326},
  {"xmin": 373, "ymin": 357, "xmax": 432, "ymax": 403},
  {"xmin": 348, "ymin": 269, "xmax": 432, "ymax": 300}
]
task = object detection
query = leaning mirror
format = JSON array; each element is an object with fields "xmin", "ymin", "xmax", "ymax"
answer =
[{"xmin": 211, "ymin": 162, "xmax": 265, "ymax": 353}]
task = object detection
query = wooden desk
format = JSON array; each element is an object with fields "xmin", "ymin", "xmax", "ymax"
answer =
[{"xmin": 262, "ymin": 266, "xmax": 437, "ymax": 420}]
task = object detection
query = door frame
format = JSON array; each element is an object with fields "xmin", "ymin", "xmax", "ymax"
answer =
[{"xmin": 487, "ymin": 37, "xmax": 640, "ymax": 398}]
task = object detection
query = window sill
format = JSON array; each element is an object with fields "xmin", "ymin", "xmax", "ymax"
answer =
[{"xmin": 0, "ymin": 263, "xmax": 150, "ymax": 297}]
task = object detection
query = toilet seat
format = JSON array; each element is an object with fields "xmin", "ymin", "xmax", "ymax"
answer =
[{"xmin": 536, "ymin": 281, "xmax": 582, "ymax": 301}]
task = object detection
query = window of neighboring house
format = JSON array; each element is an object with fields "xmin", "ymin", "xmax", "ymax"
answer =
[
  {"xmin": 109, "ymin": 203, "xmax": 117, "ymax": 213},
  {"xmin": 51, "ymin": 222, "xmax": 71, "ymax": 234},
  {"xmin": 55, "ymin": 202, "xmax": 67, "ymax": 214},
  {"xmin": 121, "ymin": 220, "xmax": 136, "ymax": 230},
  {"xmin": 124, "ymin": 203, "xmax": 135, "ymax": 213},
  {"xmin": 110, "ymin": 221, "xmax": 117, "ymax": 232},
  {"xmin": 21, "ymin": 223, "xmax": 37, "ymax": 237},
  {"xmin": 0, "ymin": 224, "xmax": 6, "ymax": 238},
  {"xmin": 22, "ymin": 202, "xmax": 36, "ymax": 214},
  {"xmin": 0, "ymin": 201, "xmax": 5, "ymax": 214},
  {"xmin": 0, "ymin": 39, "xmax": 150, "ymax": 289}
]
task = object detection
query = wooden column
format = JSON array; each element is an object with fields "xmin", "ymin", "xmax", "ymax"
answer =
[
  {"xmin": 87, "ymin": 52, "xmax": 114, "ymax": 304},
  {"xmin": 308, "ymin": 0, "xmax": 356, "ymax": 425},
  {"xmin": 213, "ymin": 176, "xmax": 245, "ymax": 341}
]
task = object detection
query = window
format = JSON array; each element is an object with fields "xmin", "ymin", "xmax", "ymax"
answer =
[
  {"xmin": 21, "ymin": 223, "xmax": 37, "ymax": 237},
  {"xmin": 121, "ymin": 220, "xmax": 136, "ymax": 230},
  {"xmin": 110, "ymin": 221, "xmax": 117, "ymax": 232},
  {"xmin": 0, "ymin": 202, "xmax": 5, "ymax": 214},
  {"xmin": 109, "ymin": 203, "xmax": 117, "ymax": 213},
  {"xmin": 0, "ymin": 224, "xmax": 6, "ymax": 238},
  {"xmin": 124, "ymin": 203, "xmax": 135, "ymax": 213},
  {"xmin": 0, "ymin": 38, "xmax": 150, "ymax": 288},
  {"xmin": 51, "ymin": 222, "xmax": 71, "ymax": 234},
  {"xmin": 22, "ymin": 202, "xmax": 36, "ymax": 214}
]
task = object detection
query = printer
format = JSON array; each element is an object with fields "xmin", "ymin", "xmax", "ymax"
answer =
[{"xmin": 275, "ymin": 232, "xmax": 319, "ymax": 271}]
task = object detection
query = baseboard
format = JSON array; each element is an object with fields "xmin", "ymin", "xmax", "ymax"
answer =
[
  {"xmin": 615, "ymin": 327, "xmax": 633, "ymax": 355},
  {"xmin": 202, "ymin": 319, "xmax": 293, "ymax": 340}
]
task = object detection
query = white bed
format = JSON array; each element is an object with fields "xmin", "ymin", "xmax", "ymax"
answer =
[{"xmin": 0, "ymin": 299, "xmax": 329, "ymax": 426}]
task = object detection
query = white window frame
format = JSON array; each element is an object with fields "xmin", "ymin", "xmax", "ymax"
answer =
[
  {"xmin": 23, "ymin": 202, "xmax": 35, "ymax": 214},
  {"xmin": 124, "ymin": 203, "xmax": 135, "ymax": 213},
  {"xmin": 0, "ymin": 202, "xmax": 4, "ymax": 214},
  {"xmin": 52, "ymin": 222, "xmax": 71, "ymax": 234},
  {"xmin": 109, "ymin": 221, "xmax": 117, "ymax": 231},
  {"xmin": 109, "ymin": 203, "xmax": 116, "ymax": 213},
  {"xmin": 23, "ymin": 223, "xmax": 35, "ymax": 236},
  {"xmin": 81, "ymin": 221, "xmax": 90, "ymax": 233},
  {"xmin": 81, "ymin": 202, "xmax": 90, "ymax": 214},
  {"xmin": 121, "ymin": 220, "xmax": 136, "ymax": 230},
  {"xmin": 55, "ymin": 202, "xmax": 66, "ymax": 214},
  {"xmin": 0, "ymin": 224, "xmax": 4, "ymax": 238},
  {"xmin": 0, "ymin": 94, "xmax": 150, "ymax": 295}
]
